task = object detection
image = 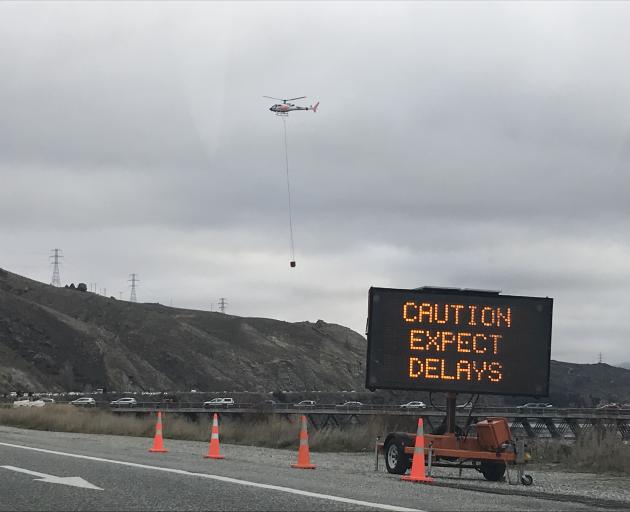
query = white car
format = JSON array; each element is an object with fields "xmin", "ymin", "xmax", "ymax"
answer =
[
  {"xmin": 12, "ymin": 398, "xmax": 52, "ymax": 408},
  {"xmin": 110, "ymin": 397, "xmax": 137, "ymax": 407},
  {"xmin": 70, "ymin": 397, "xmax": 96, "ymax": 407},
  {"xmin": 400, "ymin": 401, "xmax": 427, "ymax": 409},
  {"xmin": 203, "ymin": 397, "xmax": 235, "ymax": 408},
  {"xmin": 293, "ymin": 400, "xmax": 316, "ymax": 408}
]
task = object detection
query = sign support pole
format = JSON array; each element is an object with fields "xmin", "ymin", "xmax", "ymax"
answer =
[{"xmin": 446, "ymin": 392, "xmax": 457, "ymax": 433}]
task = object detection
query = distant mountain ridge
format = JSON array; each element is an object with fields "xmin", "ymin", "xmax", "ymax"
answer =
[{"xmin": 1, "ymin": 268, "xmax": 629, "ymax": 407}]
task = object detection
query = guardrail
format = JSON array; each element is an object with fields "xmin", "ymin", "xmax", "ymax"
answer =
[{"xmin": 3, "ymin": 401, "xmax": 629, "ymax": 439}]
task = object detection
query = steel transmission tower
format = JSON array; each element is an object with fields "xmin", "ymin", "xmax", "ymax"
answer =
[
  {"xmin": 218, "ymin": 297, "xmax": 228, "ymax": 314},
  {"xmin": 129, "ymin": 274, "xmax": 139, "ymax": 302},
  {"xmin": 50, "ymin": 249, "xmax": 63, "ymax": 287}
]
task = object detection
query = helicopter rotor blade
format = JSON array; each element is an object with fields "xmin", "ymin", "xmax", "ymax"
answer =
[
  {"xmin": 263, "ymin": 96, "xmax": 285, "ymax": 101},
  {"xmin": 286, "ymin": 96, "xmax": 306, "ymax": 101}
]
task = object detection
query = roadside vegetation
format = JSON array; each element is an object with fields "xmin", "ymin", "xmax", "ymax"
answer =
[
  {"xmin": 529, "ymin": 430, "xmax": 630, "ymax": 474},
  {"xmin": 0, "ymin": 405, "xmax": 391, "ymax": 452},
  {"xmin": 2, "ymin": 406, "xmax": 629, "ymax": 473}
]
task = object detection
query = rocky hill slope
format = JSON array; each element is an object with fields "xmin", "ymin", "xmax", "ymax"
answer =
[{"xmin": 0, "ymin": 269, "xmax": 365, "ymax": 393}]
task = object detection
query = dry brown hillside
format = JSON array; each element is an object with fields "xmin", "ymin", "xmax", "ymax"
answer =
[{"xmin": 0, "ymin": 269, "xmax": 366, "ymax": 393}]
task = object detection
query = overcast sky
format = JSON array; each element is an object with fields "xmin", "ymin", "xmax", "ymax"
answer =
[{"xmin": 1, "ymin": 2, "xmax": 629, "ymax": 365}]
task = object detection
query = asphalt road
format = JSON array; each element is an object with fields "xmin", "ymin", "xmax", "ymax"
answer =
[{"xmin": 0, "ymin": 426, "xmax": 597, "ymax": 511}]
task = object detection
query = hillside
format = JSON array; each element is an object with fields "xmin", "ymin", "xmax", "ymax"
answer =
[
  {"xmin": 505, "ymin": 360, "xmax": 630, "ymax": 408},
  {"xmin": 2, "ymin": 268, "xmax": 630, "ymax": 407},
  {"xmin": 0, "ymin": 269, "xmax": 365, "ymax": 393}
]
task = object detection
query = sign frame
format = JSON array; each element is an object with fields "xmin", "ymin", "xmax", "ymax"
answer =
[{"xmin": 365, "ymin": 287, "xmax": 553, "ymax": 397}]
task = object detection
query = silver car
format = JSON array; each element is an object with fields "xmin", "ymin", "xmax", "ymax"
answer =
[
  {"xmin": 110, "ymin": 397, "xmax": 137, "ymax": 407},
  {"xmin": 70, "ymin": 397, "xmax": 96, "ymax": 407}
]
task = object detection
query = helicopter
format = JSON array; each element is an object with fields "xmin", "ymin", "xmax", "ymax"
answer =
[{"xmin": 264, "ymin": 96, "xmax": 319, "ymax": 115}]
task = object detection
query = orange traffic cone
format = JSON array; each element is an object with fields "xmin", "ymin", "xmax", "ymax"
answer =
[
  {"xmin": 204, "ymin": 413, "xmax": 225, "ymax": 459},
  {"xmin": 291, "ymin": 415, "xmax": 316, "ymax": 469},
  {"xmin": 149, "ymin": 411, "xmax": 168, "ymax": 453},
  {"xmin": 401, "ymin": 418, "xmax": 433, "ymax": 483}
]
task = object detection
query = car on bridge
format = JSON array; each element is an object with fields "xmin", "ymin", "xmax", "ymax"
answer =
[
  {"xmin": 400, "ymin": 401, "xmax": 426, "ymax": 409},
  {"xmin": 517, "ymin": 402, "xmax": 553, "ymax": 408},
  {"xmin": 293, "ymin": 400, "xmax": 316, "ymax": 408},
  {"xmin": 12, "ymin": 399, "xmax": 35, "ymax": 408},
  {"xmin": 203, "ymin": 397, "xmax": 235, "ymax": 408},
  {"xmin": 336, "ymin": 401, "xmax": 363, "ymax": 408},
  {"xmin": 110, "ymin": 397, "xmax": 138, "ymax": 408},
  {"xmin": 597, "ymin": 403, "xmax": 621, "ymax": 410},
  {"xmin": 70, "ymin": 397, "xmax": 96, "ymax": 407}
]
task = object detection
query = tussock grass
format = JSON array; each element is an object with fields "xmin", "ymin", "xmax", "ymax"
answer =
[
  {"xmin": 0, "ymin": 406, "xmax": 388, "ymax": 452},
  {"xmin": 530, "ymin": 430, "xmax": 630, "ymax": 474}
]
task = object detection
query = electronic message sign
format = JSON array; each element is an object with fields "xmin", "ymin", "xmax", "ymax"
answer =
[{"xmin": 366, "ymin": 287, "xmax": 553, "ymax": 396}]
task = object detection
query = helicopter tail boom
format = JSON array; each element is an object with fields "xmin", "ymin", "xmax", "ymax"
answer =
[{"xmin": 311, "ymin": 101, "xmax": 319, "ymax": 113}]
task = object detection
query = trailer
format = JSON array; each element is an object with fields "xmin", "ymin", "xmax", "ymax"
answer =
[
  {"xmin": 365, "ymin": 287, "xmax": 552, "ymax": 486},
  {"xmin": 380, "ymin": 395, "xmax": 533, "ymax": 485}
]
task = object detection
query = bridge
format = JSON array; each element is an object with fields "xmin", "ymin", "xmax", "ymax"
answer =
[{"xmin": 107, "ymin": 403, "xmax": 630, "ymax": 440}]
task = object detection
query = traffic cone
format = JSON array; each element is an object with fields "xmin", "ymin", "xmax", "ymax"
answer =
[
  {"xmin": 401, "ymin": 418, "xmax": 433, "ymax": 483},
  {"xmin": 149, "ymin": 411, "xmax": 168, "ymax": 453},
  {"xmin": 204, "ymin": 413, "xmax": 225, "ymax": 459},
  {"xmin": 291, "ymin": 415, "xmax": 316, "ymax": 469}
]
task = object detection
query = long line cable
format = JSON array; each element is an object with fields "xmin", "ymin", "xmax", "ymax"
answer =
[{"xmin": 282, "ymin": 115, "xmax": 296, "ymax": 263}]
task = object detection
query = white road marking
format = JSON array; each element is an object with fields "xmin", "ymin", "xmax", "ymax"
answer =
[
  {"xmin": 1, "ymin": 464, "xmax": 103, "ymax": 490},
  {"xmin": 0, "ymin": 441, "xmax": 422, "ymax": 512}
]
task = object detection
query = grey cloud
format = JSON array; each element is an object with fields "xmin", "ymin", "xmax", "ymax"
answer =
[{"xmin": 1, "ymin": 2, "xmax": 630, "ymax": 364}]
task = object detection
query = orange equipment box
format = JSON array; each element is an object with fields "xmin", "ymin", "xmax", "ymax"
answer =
[{"xmin": 474, "ymin": 417, "xmax": 513, "ymax": 451}]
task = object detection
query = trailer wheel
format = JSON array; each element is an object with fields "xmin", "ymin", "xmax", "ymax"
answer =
[
  {"xmin": 480, "ymin": 461, "xmax": 506, "ymax": 482},
  {"xmin": 384, "ymin": 437, "xmax": 410, "ymax": 475},
  {"xmin": 521, "ymin": 474, "xmax": 533, "ymax": 486}
]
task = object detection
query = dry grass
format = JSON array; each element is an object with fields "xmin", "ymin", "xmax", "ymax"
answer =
[
  {"xmin": 0, "ymin": 406, "xmax": 387, "ymax": 452},
  {"xmin": 529, "ymin": 430, "xmax": 630, "ymax": 474},
  {"xmin": 8, "ymin": 406, "xmax": 627, "ymax": 472}
]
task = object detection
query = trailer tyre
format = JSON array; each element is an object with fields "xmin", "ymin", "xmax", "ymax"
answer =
[
  {"xmin": 480, "ymin": 461, "xmax": 506, "ymax": 482},
  {"xmin": 384, "ymin": 437, "xmax": 410, "ymax": 475},
  {"xmin": 521, "ymin": 474, "xmax": 533, "ymax": 486}
]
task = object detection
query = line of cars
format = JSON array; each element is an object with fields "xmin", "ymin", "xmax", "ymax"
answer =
[
  {"xmin": 64, "ymin": 397, "xmax": 428, "ymax": 409},
  {"xmin": 12, "ymin": 394, "xmax": 628, "ymax": 410},
  {"xmin": 201, "ymin": 399, "xmax": 429, "ymax": 409}
]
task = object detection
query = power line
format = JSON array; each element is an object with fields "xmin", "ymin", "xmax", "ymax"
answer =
[
  {"xmin": 218, "ymin": 297, "xmax": 228, "ymax": 314},
  {"xmin": 49, "ymin": 249, "xmax": 63, "ymax": 287},
  {"xmin": 129, "ymin": 274, "xmax": 139, "ymax": 302}
]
